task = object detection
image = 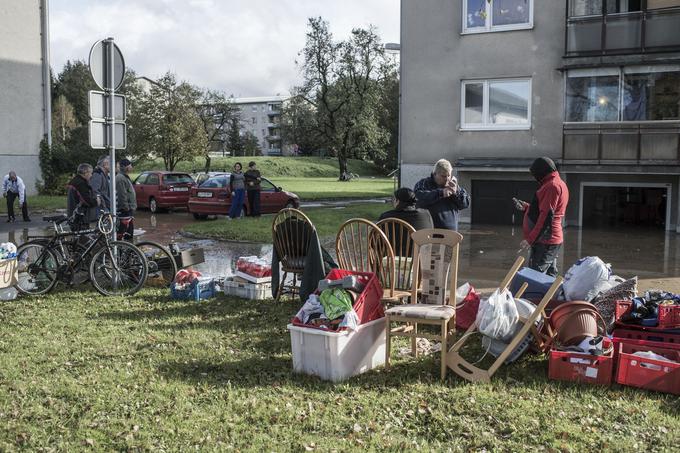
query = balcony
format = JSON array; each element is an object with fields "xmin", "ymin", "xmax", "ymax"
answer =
[
  {"xmin": 563, "ymin": 121, "xmax": 680, "ymax": 164},
  {"xmin": 566, "ymin": 5, "xmax": 680, "ymax": 57}
]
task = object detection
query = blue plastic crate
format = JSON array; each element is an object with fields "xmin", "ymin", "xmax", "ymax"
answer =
[
  {"xmin": 171, "ymin": 278, "xmax": 216, "ymax": 301},
  {"xmin": 510, "ymin": 267, "xmax": 559, "ymax": 299}
]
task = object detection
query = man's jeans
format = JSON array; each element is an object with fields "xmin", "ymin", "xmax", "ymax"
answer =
[
  {"xmin": 529, "ymin": 242, "xmax": 561, "ymax": 277},
  {"xmin": 6, "ymin": 191, "xmax": 28, "ymax": 221}
]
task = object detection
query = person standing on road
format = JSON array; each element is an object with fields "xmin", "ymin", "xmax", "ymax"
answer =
[
  {"xmin": 2, "ymin": 171, "xmax": 29, "ymax": 223},
  {"xmin": 228, "ymin": 162, "xmax": 246, "ymax": 219},
  {"xmin": 515, "ymin": 157, "xmax": 569, "ymax": 277},
  {"xmin": 116, "ymin": 158, "xmax": 137, "ymax": 239},
  {"xmin": 244, "ymin": 161, "xmax": 262, "ymax": 217},
  {"xmin": 414, "ymin": 159, "xmax": 470, "ymax": 231},
  {"xmin": 90, "ymin": 155, "xmax": 111, "ymax": 213},
  {"xmin": 67, "ymin": 164, "xmax": 99, "ymax": 230}
]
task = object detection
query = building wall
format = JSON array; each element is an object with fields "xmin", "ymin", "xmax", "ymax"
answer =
[
  {"xmin": 400, "ymin": 0, "xmax": 566, "ymax": 186},
  {"xmin": 0, "ymin": 0, "xmax": 47, "ymax": 194}
]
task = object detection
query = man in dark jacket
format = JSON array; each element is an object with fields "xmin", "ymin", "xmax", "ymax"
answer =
[
  {"xmin": 244, "ymin": 161, "xmax": 262, "ymax": 217},
  {"xmin": 116, "ymin": 158, "xmax": 137, "ymax": 239},
  {"xmin": 515, "ymin": 157, "xmax": 569, "ymax": 276},
  {"xmin": 67, "ymin": 163, "xmax": 100, "ymax": 230},
  {"xmin": 89, "ymin": 155, "xmax": 111, "ymax": 212},
  {"xmin": 379, "ymin": 188, "xmax": 433, "ymax": 231},
  {"xmin": 414, "ymin": 159, "xmax": 470, "ymax": 231}
]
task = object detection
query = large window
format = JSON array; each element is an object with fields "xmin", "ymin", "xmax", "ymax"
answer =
[
  {"xmin": 566, "ymin": 66, "xmax": 680, "ymax": 122},
  {"xmin": 461, "ymin": 78, "xmax": 531, "ymax": 130},
  {"xmin": 463, "ymin": 0, "xmax": 533, "ymax": 33}
]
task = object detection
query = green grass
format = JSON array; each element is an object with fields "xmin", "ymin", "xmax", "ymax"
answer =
[
  {"xmin": 136, "ymin": 156, "xmax": 386, "ymax": 178},
  {"xmin": 183, "ymin": 203, "xmax": 388, "ymax": 242},
  {"xmin": 0, "ymin": 287, "xmax": 677, "ymax": 450},
  {"xmin": 277, "ymin": 177, "xmax": 394, "ymax": 200},
  {"xmin": 0, "ymin": 195, "xmax": 65, "ymax": 214}
]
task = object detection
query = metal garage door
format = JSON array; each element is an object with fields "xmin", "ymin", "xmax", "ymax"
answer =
[{"xmin": 472, "ymin": 180, "xmax": 537, "ymax": 225}]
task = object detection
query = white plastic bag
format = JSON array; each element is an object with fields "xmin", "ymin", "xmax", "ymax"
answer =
[
  {"xmin": 563, "ymin": 256, "xmax": 612, "ymax": 301},
  {"xmin": 455, "ymin": 282, "xmax": 472, "ymax": 305},
  {"xmin": 475, "ymin": 288, "xmax": 519, "ymax": 342}
]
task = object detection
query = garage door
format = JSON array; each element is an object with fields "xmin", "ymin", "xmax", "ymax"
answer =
[
  {"xmin": 582, "ymin": 186, "xmax": 667, "ymax": 229},
  {"xmin": 472, "ymin": 180, "xmax": 537, "ymax": 225}
]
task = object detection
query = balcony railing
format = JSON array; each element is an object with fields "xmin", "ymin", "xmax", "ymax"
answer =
[
  {"xmin": 563, "ymin": 121, "xmax": 680, "ymax": 163},
  {"xmin": 566, "ymin": 5, "xmax": 680, "ymax": 56}
]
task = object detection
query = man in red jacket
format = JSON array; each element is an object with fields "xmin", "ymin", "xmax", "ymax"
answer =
[{"xmin": 515, "ymin": 157, "xmax": 569, "ymax": 276}]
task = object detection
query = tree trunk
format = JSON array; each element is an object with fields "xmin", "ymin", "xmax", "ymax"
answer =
[
  {"xmin": 204, "ymin": 154, "xmax": 211, "ymax": 173},
  {"xmin": 338, "ymin": 154, "xmax": 348, "ymax": 181}
]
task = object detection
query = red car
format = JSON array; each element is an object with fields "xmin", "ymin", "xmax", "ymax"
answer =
[
  {"xmin": 188, "ymin": 174, "xmax": 300, "ymax": 219},
  {"xmin": 133, "ymin": 171, "xmax": 196, "ymax": 213}
]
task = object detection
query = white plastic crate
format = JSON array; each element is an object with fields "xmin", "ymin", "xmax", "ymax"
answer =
[
  {"xmin": 222, "ymin": 277, "xmax": 272, "ymax": 300},
  {"xmin": 287, "ymin": 318, "xmax": 386, "ymax": 382}
]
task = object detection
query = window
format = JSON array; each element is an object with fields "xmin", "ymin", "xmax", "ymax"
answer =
[
  {"xmin": 461, "ymin": 78, "xmax": 531, "ymax": 130},
  {"xmin": 146, "ymin": 174, "xmax": 160, "ymax": 185},
  {"xmin": 463, "ymin": 0, "xmax": 533, "ymax": 33},
  {"xmin": 260, "ymin": 179, "xmax": 276, "ymax": 191},
  {"xmin": 252, "ymin": 117, "xmax": 257, "ymax": 124},
  {"xmin": 134, "ymin": 173, "xmax": 148, "ymax": 185},
  {"xmin": 200, "ymin": 177, "xmax": 227, "ymax": 188},
  {"xmin": 566, "ymin": 66, "xmax": 680, "ymax": 122},
  {"xmin": 251, "ymin": 106, "xmax": 257, "ymax": 112},
  {"xmin": 164, "ymin": 174, "xmax": 194, "ymax": 184}
]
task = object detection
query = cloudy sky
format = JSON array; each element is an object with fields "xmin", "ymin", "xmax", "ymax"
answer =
[{"xmin": 50, "ymin": 0, "xmax": 400, "ymax": 97}]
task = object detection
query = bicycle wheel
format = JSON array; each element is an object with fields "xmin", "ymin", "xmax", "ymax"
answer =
[
  {"xmin": 135, "ymin": 240, "xmax": 178, "ymax": 287},
  {"xmin": 89, "ymin": 241, "xmax": 148, "ymax": 296},
  {"xmin": 15, "ymin": 242, "xmax": 59, "ymax": 295}
]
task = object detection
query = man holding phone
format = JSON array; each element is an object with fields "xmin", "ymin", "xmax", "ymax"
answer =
[
  {"xmin": 515, "ymin": 157, "xmax": 569, "ymax": 276},
  {"xmin": 414, "ymin": 159, "xmax": 470, "ymax": 231}
]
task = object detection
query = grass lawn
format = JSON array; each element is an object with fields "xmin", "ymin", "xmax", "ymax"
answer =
[
  {"xmin": 0, "ymin": 287, "xmax": 677, "ymax": 450},
  {"xmin": 183, "ymin": 203, "xmax": 388, "ymax": 242},
  {"xmin": 136, "ymin": 156, "xmax": 386, "ymax": 178},
  {"xmin": 277, "ymin": 177, "xmax": 394, "ymax": 201},
  {"xmin": 0, "ymin": 195, "xmax": 65, "ymax": 214}
]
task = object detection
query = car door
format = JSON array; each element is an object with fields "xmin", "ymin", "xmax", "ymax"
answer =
[
  {"xmin": 145, "ymin": 173, "xmax": 160, "ymax": 206},
  {"xmin": 134, "ymin": 173, "xmax": 148, "ymax": 207},
  {"xmin": 258, "ymin": 178, "xmax": 278, "ymax": 213}
]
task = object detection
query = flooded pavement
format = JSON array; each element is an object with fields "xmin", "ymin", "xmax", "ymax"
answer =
[{"xmin": 2, "ymin": 210, "xmax": 678, "ymax": 287}]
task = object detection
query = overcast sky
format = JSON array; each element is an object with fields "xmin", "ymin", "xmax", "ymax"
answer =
[{"xmin": 50, "ymin": 0, "xmax": 400, "ymax": 97}]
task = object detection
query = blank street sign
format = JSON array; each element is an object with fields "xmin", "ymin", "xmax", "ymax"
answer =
[
  {"xmin": 89, "ymin": 40, "xmax": 125, "ymax": 91},
  {"xmin": 89, "ymin": 121, "xmax": 127, "ymax": 149},
  {"xmin": 88, "ymin": 91, "xmax": 126, "ymax": 121}
]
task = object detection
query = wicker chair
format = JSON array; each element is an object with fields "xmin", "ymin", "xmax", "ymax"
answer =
[{"xmin": 271, "ymin": 208, "xmax": 314, "ymax": 302}]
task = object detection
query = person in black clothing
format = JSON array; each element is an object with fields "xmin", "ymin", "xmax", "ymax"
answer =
[
  {"xmin": 379, "ymin": 188, "xmax": 434, "ymax": 231},
  {"xmin": 244, "ymin": 161, "xmax": 262, "ymax": 217},
  {"xmin": 66, "ymin": 163, "xmax": 100, "ymax": 230}
]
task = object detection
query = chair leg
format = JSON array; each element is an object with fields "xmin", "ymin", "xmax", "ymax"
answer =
[
  {"xmin": 292, "ymin": 273, "xmax": 298, "ymax": 302},
  {"xmin": 412, "ymin": 323, "xmax": 418, "ymax": 358},
  {"xmin": 385, "ymin": 317, "xmax": 391, "ymax": 370},
  {"xmin": 441, "ymin": 321, "xmax": 447, "ymax": 381},
  {"xmin": 275, "ymin": 271, "xmax": 288, "ymax": 303}
]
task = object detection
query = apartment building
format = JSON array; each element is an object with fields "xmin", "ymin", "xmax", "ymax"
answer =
[
  {"xmin": 0, "ymin": 0, "xmax": 51, "ymax": 193},
  {"xmin": 400, "ymin": 0, "xmax": 680, "ymax": 231},
  {"xmin": 230, "ymin": 96, "xmax": 287, "ymax": 156}
]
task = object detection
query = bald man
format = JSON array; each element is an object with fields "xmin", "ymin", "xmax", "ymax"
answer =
[{"xmin": 2, "ymin": 171, "xmax": 29, "ymax": 222}]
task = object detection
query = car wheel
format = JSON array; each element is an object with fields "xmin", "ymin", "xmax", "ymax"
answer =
[
  {"xmin": 149, "ymin": 197, "xmax": 158, "ymax": 213},
  {"xmin": 285, "ymin": 200, "xmax": 296, "ymax": 209},
  {"xmin": 192, "ymin": 213, "xmax": 208, "ymax": 220}
]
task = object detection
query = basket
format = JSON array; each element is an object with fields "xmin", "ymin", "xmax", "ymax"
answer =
[
  {"xmin": 612, "ymin": 328, "xmax": 680, "ymax": 347},
  {"xmin": 0, "ymin": 259, "xmax": 17, "ymax": 289},
  {"xmin": 222, "ymin": 277, "xmax": 272, "ymax": 300},
  {"xmin": 171, "ymin": 277, "xmax": 216, "ymax": 301},
  {"xmin": 548, "ymin": 338, "xmax": 614, "ymax": 386},
  {"xmin": 292, "ymin": 269, "xmax": 384, "ymax": 330},
  {"xmin": 615, "ymin": 339, "xmax": 680, "ymax": 395},
  {"xmin": 615, "ymin": 300, "xmax": 680, "ymax": 329}
]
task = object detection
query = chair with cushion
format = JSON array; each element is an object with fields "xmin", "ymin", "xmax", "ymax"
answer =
[
  {"xmin": 384, "ymin": 228, "xmax": 463, "ymax": 381},
  {"xmin": 376, "ymin": 217, "xmax": 416, "ymax": 304},
  {"xmin": 271, "ymin": 208, "xmax": 314, "ymax": 302}
]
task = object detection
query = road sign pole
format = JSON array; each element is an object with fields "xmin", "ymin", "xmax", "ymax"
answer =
[{"xmin": 107, "ymin": 37, "xmax": 117, "ymax": 241}]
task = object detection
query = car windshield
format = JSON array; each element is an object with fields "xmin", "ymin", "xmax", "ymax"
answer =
[
  {"xmin": 199, "ymin": 177, "xmax": 227, "ymax": 188},
  {"xmin": 165, "ymin": 174, "xmax": 193, "ymax": 184}
]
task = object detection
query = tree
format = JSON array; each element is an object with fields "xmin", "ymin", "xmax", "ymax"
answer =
[
  {"xmin": 375, "ymin": 68, "xmax": 399, "ymax": 172},
  {"xmin": 242, "ymin": 131, "xmax": 261, "ymax": 156},
  {"xmin": 53, "ymin": 60, "xmax": 97, "ymax": 125},
  {"xmin": 226, "ymin": 117, "xmax": 244, "ymax": 157},
  {"xmin": 280, "ymin": 93, "xmax": 323, "ymax": 155},
  {"xmin": 51, "ymin": 95, "xmax": 77, "ymax": 144},
  {"xmin": 131, "ymin": 73, "xmax": 207, "ymax": 171},
  {"xmin": 197, "ymin": 90, "xmax": 238, "ymax": 172},
  {"xmin": 293, "ymin": 17, "xmax": 390, "ymax": 179}
]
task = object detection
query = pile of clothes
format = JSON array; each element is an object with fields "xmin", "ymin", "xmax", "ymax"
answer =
[
  {"xmin": 618, "ymin": 290, "xmax": 680, "ymax": 327},
  {"xmin": 294, "ymin": 275, "xmax": 365, "ymax": 331},
  {"xmin": 0, "ymin": 242, "xmax": 17, "ymax": 261}
]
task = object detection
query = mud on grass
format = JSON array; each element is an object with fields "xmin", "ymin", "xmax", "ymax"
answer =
[{"xmin": 0, "ymin": 287, "xmax": 678, "ymax": 450}]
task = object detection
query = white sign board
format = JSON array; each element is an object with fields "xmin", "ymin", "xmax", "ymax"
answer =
[
  {"xmin": 88, "ymin": 91, "xmax": 126, "ymax": 121},
  {"xmin": 89, "ymin": 121, "xmax": 127, "ymax": 149}
]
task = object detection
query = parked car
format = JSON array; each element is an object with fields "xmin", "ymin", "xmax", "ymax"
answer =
[
  {"xmin": 191, "ymin": 171, "xmax": 229, "ymax": 186},
  {"xmin": 133, "ymin": 171, "xmax": 196, "ymax": 213},
  {"xmin": 188, "ymin": 174, "xmax": 300, "ymax": 219}
]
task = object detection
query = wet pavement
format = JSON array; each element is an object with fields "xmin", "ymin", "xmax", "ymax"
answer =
[{"xmin": 2, "ymin": 209, "xmax": 678, "ymax": 289}]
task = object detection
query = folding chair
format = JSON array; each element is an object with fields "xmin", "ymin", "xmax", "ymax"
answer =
[{"xmin": 446, "ymin": 256, "xmax": 563, "ymax": 383}]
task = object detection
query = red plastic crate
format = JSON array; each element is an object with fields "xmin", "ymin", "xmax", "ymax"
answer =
[
  {"xmin": 292, "ymin": 269, "xmax": 384, "ymax": 330},
  {"xmin": 613, "ymin": 328, "xmax": 680, "ymax": 347},
  {"xmin": 548, "ymin": 338, "xmax": 614, "ymax": 386},
  {"xmin": 616, "ymin": 339, "xmax": 680, "ymax": 395},
  {"xmin": 615, "ymin": 300, "xmax": 680, "ymax": 329}
]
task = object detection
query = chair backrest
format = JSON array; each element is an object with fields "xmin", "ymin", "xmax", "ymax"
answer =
[
  {"xmin": 411, "ymin": 228, "xmax": 463, "ymax": 306},
  {"xmin": 376, "ymin": 217, "xmax": 416, "ymax": 292},
  {"xmin": 335, "ymin": 218, "xmax": 395, "ymax": 295},
  {"xmin": 272, "ymin": 208, "xmax": 315, "ymax": 271}
]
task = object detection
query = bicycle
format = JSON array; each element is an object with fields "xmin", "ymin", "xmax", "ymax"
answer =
[{"xmin": 15, "ymin": 211, "xmax": 148, "ymax": 296}]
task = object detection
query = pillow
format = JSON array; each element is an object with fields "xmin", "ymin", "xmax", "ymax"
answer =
[{"xmin": 591, "ymin": 277, "xmax": 638, "ymax": 332}]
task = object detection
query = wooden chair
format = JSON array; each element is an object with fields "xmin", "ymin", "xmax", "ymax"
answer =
[
  {"xmin": 335, "ymin": 218, "xmax": 395, "ymax": 294},
  {"xmin": 446, "ymin": 256, "xmax": 563, "ymax": 383},
  {"xmin": 376, "ymin": 218, "xmax": 416, "ymax": 304},
  {"xmin": 271, "ymin": 208, "xmax": 314, "ymax": 302},
  {"xmin": 384, "ymin": 229, "xmax": 463, "ymax": 381}
]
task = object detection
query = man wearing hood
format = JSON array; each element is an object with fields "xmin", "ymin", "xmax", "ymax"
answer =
[
  {"xmin": 67, "ymin": 163, "xmax": 100, "ymax": 230},
  {"xmin": 515, "ymin": 157, "xmax": 569, "ymax": 276},
  {"xmin": 379, "ymin": 188, "xmax": 434, "ymax": 231},
  {"xmin": 414, "ymin": 159, "xmax": 470, "ymax": 231}
]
